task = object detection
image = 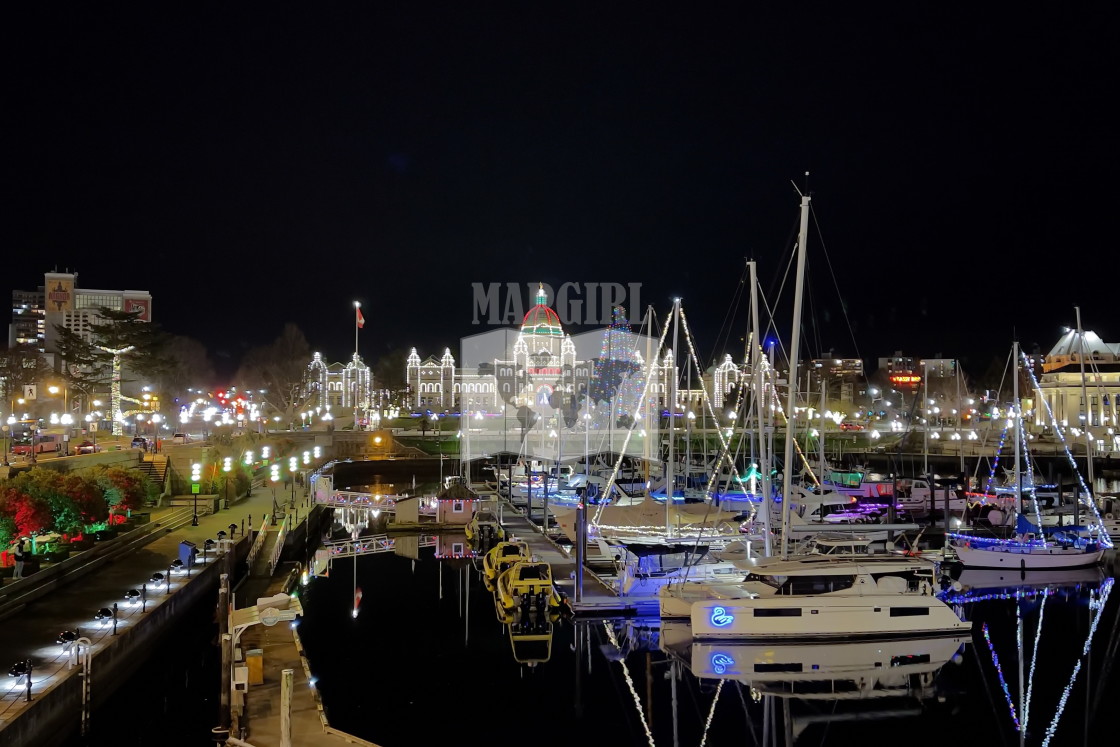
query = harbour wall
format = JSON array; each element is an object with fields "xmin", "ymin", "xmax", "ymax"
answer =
[{"xmin": 0, "ymin": 537, "xmax": 250, "ymax": 747}]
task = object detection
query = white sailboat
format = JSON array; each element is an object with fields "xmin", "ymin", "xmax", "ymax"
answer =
[{"xmin": 952, "ymin": 340, "xmax": 1106, "ymax": 570}]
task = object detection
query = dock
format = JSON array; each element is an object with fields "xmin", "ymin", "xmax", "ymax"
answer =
[{"xmin": 495, "ymin": 498, "xmax": 656, "ymax": 617}]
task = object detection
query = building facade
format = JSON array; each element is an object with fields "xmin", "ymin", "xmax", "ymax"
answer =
[
  {"xmin": 9, "ymin": 271, "xmax": 153, "ymax": 356},
  {"xmin": 1033, "ymin": 330, "xmax": 1120, "ymax": 453}
]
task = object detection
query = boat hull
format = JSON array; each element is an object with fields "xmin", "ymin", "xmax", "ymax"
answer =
[
  {"xmin": 690, "ymin": 594, "xmax": 970, "ymax": 639},
  {"xmin": 953, "ymin": 544, "xmax": 1104, "ymax": 570}
]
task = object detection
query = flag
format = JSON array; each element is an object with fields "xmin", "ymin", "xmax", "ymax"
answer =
[{"xmin": 356, "ymin": 307, "xmax": 366, "ymax": 329}]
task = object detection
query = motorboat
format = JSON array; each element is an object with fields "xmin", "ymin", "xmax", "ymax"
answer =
[
  {"xmin": 464, "ymin": 504, "xmax": 505, "ymax": 544},
  {"xmin": 494, "ymin": 560, "xmax": 563, "ymax": 616},
  {"xmin": 680, "ymin": 555, "xmax": 969, "ymax": 639},
  {"xmin": 482, "ymin": 540, "xmax": 531, "ymax": 585},
  {"xmin": 610, "ymin": 541, "xmax": 744, "ymax": 597}
]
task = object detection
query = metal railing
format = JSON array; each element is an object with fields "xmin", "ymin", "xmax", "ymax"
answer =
[
  {"xmin": 268, "ymin": 514, "xmax": 290, "ymax": 575},
  {"xmin": 245, "ymin": 515, "xmax": 271, "ymax": 570}
]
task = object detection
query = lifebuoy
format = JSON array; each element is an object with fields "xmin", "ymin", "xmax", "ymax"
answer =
[{"xmin": 1106, "ymin": 512, "xmax": 1115, "ymax": 520}]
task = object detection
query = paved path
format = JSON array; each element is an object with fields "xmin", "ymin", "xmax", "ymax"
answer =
[{"xmin": 0, "ymin": 483, "xmax": 282, "ymax": 730}]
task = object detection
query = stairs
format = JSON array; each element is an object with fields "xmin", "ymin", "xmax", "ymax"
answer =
[{"xmin": 135, "ymin": 454, "xmax": 169, "ymax": 489}]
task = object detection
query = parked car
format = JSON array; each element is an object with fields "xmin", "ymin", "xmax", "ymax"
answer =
[
  {"xmin": 839, "ymin": 422, "xmax": 866, "ymax": 431},
  {"xmin": 171, "ymin": 432, "xmax": 190, "ymax": 444},
  {"xmin": 75, "ymin": 440, "xmax": 102, "ymax": 454},
  {"xmin": 130, "ymin": 436, "xmax": 149, "ymax": 449}
]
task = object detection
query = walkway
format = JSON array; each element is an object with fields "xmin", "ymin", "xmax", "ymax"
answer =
[
  {"xmin": 238, "ymin": 571, "xmax": 361, "ymax": 747},
  {"xmin": 0, "ymin": 483, "xmax": 282, "ymax": 735}
]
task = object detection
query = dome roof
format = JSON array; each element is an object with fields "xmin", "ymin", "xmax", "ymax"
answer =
[{"xmin": 521, "ymin": 284, "xmax": 564, "ymax": 337}]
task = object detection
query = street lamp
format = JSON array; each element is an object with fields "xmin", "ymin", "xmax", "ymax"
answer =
[
  {"xmin": 270, "ymin": 463, "xmax": 281, "ymax": 517},
  {"xmin": 191, "ymin": 462, "xmax": 202, "ymax": 526},
  {"xmin": 1, "ymin": 423, "xmax": 9, "ymax": 466},
  {"xmin": 29, "ymin": 424, "xmax": 39, "ymax": 466},
  {"xmin": 222, "ymin": 457, "xmax": 232, "ymax": 510},
  {"xmin": 288, "ymin": 456, "xmax": 298, "ymax": 508}
]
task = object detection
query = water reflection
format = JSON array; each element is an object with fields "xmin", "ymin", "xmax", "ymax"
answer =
[{"xmin": 299, "ymin": 534, "xmax": 1120, "ymax": 747}]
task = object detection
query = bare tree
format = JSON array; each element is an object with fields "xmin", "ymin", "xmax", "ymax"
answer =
[{"xmin": 233, "ymin": 324, "xmax": 312, "ymax": 425}]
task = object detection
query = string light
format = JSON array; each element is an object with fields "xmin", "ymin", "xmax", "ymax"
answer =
[
  {"xmin": 981, "ymin": 622, "xmax": 1020, "ymax": 732},
  {"xmin": 1023, "ymin": 593, "xmax": 1047, "ymax": 732},
  {"xmin": 1041, "ymin": 577, "xmax": 1114, "ymax": 746},
  {"xmin": 602, "ymin": 622, "xmax": 656, "ymax": 747},
  {"xmin": 1021, "ymin": 351, "xmax": 1112, "ymax": 547}
]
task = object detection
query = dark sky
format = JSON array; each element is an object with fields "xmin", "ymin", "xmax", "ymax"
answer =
[{"xmin": 7, "ymin": 4, "xmax": 1117, "ymax": 377}]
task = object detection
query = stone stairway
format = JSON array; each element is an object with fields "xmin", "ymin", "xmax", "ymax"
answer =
[{"xmin": 134, "ymin": 454, "xmax": 169, "ymax": 488}]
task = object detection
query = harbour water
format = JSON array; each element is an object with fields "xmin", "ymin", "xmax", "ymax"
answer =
[{"xmin": 298, "ymin": 538, "xmax": 1120, "ymax": 746}]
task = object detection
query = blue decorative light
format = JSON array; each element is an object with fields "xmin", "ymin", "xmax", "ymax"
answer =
[
  {"xmin": 710, "ymin": 652, "xmax": 736, "ymax": 675},
  {"xmin": 982, "ymin": 622, "xmax": 1021, "ymax": 732},
  {"xmin": 710, "ymin": 606, "xmax": 734, "ymax": 627}
]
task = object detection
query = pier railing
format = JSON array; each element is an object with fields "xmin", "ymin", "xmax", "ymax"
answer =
[
  {"xmin": 268, "ymin": 513, "xmax": 290, "ymax": 575},
  {"xmin": 245, "ymin": 514, "xmax": 271, "ymax": 570}
]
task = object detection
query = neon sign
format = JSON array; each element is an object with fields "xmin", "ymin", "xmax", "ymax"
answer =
[
  {"xmin": 710, "ymin": 605, "xmax": 734, "ymax": 627},
  {"xmin": 710, "ymin": 652, "xmax": 736, "ymax": 675}
]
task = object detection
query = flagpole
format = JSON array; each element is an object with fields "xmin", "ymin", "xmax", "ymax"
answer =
[{"xmin": 354, "ymin": 301, "xmax": 361, "ymax": 430}]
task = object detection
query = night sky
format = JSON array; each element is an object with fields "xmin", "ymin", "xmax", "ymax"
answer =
[{"xmin": 8, "ymin": 4, "xmax": 1117, "ymax": 377}]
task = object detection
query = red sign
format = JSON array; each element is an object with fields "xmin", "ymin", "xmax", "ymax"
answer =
[{"xmin": 125, "ymin": 298, "xmax": 151, "ymax": 321}]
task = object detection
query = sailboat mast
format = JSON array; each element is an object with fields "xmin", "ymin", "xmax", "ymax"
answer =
[
  {"xmin": 749, "ymin": 260, "xmax": 773, "ymax": 556},
  {"xmin": 668, "ymin": 298, "xmax": 681, "ymax": 537},
  {"xmin": 643, "ymin": 305, "xmax": 653, "ymax": 483},
  {"xmin": 819, "ymin": 376, "xmax": 826, "ymax": 482},
  {"xmin": 1013, "ymin": 340, "xmax": 1022, "ymax": 517},
  {"xmin": 780, "ymin": 190, "xmax": 811, "ymax": 559},
  {"xmin": 1075, "ymin": 306, "xmax": 1097, "ymax": 501}
]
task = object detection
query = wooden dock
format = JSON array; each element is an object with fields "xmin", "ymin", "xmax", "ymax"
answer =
[{"xmin": 493, "ymin": 498, "xmax": 655, "ymax": 617}]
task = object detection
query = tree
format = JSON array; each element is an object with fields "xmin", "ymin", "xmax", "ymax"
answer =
[
  {"xmin": 233, "ymin": 324, "xmax": 312, "ymax": 423},
  {"xmin": 0, "ymin": 344, "xmax": 52, "ymax": 408},
  {"xmin": 372, "ymin": 347, "xmax": 409, "ymax": 399},
  {"xmin": 53, "ymin": 307, "xmax": 171, "ymax": 434},
  {"xmin": 155, "ymin": 336, "xmax": 217, "ymax": 402}
]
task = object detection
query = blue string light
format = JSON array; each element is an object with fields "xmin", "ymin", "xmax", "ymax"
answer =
[
  {"xmin": 1041, "ymin": 578, "xmax": 1114, "ymax": 746},
  {"xmin": 982, "ymin": 622, "xmax": 1021, "ymax": 732},
  {"xmin": 1020, "ymin": 352, "xmax": 1113, "ymax": 549}
]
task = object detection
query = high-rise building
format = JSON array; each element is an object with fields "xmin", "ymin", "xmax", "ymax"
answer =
[{"xmin": 9, "ymin": 271, "xmax": 153, "ymax": 357}]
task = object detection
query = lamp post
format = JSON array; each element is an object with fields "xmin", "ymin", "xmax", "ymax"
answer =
[
  {"xmin": 288, "ymin": 457, "xmax": 298, "ymax": 509},
  {"xmin": 222, "ymin": 457, "xmax": 232, "ymax": 510},
  {"xmin": 29, "ymin": 424, "xmax": 39, "ymax": 466},
  {"xmin": 191, "ymin": 462, "xmax": 202, "ymax": 526},
  {"xmin": 270, "ymin": 464, "xmax": 281, "ymax": 518},
  {"xmin": 2, "ymin": 423, "xmax": 9, "ymax": 466}
]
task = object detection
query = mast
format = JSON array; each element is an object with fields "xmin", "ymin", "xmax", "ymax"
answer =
[
  {"xmin": 749, "ymin": 260, "xmax": 773, "ymax": 556},
  {"xmin": 780, "ymin": 188, "xmax": 811, "ymax": 559},
  {"xmin": 1075, "ymin": 306, "xmax": 1096, "ymax": 503},
  {"xmin": 668, "ymin": 298, "xmax": 681, "ymax": 537},
  {"xmin": 819, "ymin": 375, "xmax": 826, "ymax": 482},
  {"xmin": 1013, "ymin": 340, "xmax": 1022, "ymax": 519},
  {"xmin": 644, "ymin": 305, "xmax": 654, "ymax": 491}
]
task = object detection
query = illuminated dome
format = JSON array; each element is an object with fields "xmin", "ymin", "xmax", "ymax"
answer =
[{"xmin": 521, "ymin": 284, "xmax": 563, "ymax": 337}]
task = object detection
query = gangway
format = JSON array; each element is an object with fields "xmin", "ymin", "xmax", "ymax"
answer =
[
  {"xmin": 316, "ymin": 490, "xmax": 401, "ymax": 511},
  {"xmin": 312, "ymin": 534, "xmax": 437, "ymax": 575}
]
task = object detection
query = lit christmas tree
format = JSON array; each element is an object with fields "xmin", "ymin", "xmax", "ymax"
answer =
[{"xmin": 589, "ymin": 306, "xmax": 644, "ymax": 428}]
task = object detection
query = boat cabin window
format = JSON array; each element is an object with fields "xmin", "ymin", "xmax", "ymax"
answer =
[
  {"xmin": 452, "ymin": 501, "xmax": 464, "ymax": 513},
  {"xmin": 778, "ymin": 574, "xmax": 856, "ymax": 595},
  {"xmin": 871, "ymin": 570, "xmax": 931, "ymax": 593},
  {"xmin": 518, "ymin": 565, "xmax": 550, "ymax": 581},
  {"xmin": 745, "ymin": 573, "xmax": 784, "ymax": 589},
  {"xmin": 501, "ymin": 545, "xmax": 522, "ymax": 557}
]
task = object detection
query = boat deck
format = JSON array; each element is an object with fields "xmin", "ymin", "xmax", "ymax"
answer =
[{"xmin": 495, "ymin": 499, "xmax": 655, "ymax": 617}]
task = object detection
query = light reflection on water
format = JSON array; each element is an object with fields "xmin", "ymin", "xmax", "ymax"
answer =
[{"xmin": 297, "ymin": 537, "xmax": 1120, "ymax": 747}]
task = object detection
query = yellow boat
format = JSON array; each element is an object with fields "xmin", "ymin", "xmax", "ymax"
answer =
[
  {"xmin": 464, "ymin": 505, "xmax": 505, "ymax": 545},
  {"xmin": 483, "ymin": 540, "xmax": 531, "ymax": 584},
  {"xmin": 494, "ymin": 560, "xmax": 563, "ymax": 615}
]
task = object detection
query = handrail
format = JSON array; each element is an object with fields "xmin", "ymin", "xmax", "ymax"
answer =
[{"xmin": 245, "ymin": 514, "xmax": 272, "ymax": 570}]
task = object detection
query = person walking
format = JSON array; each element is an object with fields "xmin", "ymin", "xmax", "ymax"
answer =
[{"xmin": 13, "ymin": 539, "xmax": 27, "ymax": 580}]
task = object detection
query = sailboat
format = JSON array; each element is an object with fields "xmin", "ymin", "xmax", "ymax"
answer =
[{"xmin": 952, "ymin": 341, "xmax": 1106, "ymax": 570}]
